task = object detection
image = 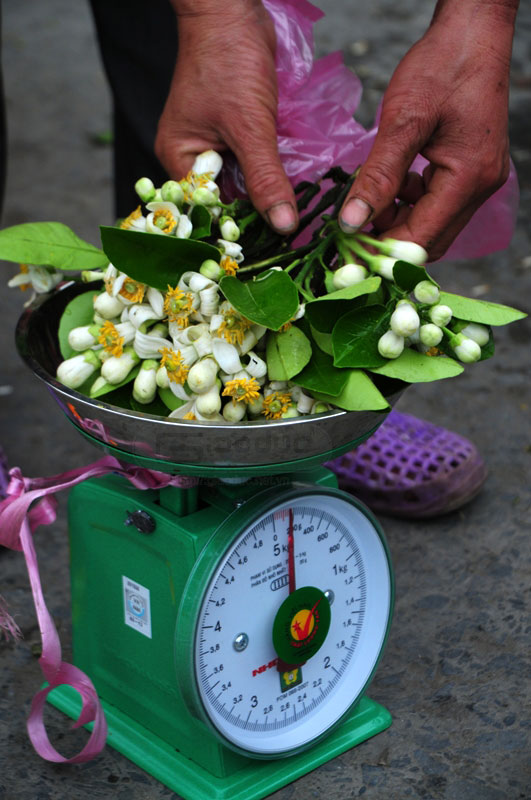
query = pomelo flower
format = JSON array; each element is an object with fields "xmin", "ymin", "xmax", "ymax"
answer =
[
  {"xmin": 222, "ymin": 377, "xmax": 261, "ymax": 405},
  {"xmin": 8, "ymin": 263, "xmax": 63, "ymax": 306},
  {"xmin": 159, "ymin": 346, "xmax": 190, "ymax": 384},
  {"xmin": 262, "ymin": 391, "xmax": 292, "ymax": 420},
  {"xmin": 97, "ymin": 320, "xmax": 125, "ymax": 357},
  {"xmin": 114, "ymin": 275, "xmax": 146, "ymax": 304},
  {"xmin": 164, "ymin": 285, "xmax": 195, "ymax": 328},
  {"xmin": 220, "ymin": 256, "xmax": 239, "ymax": 277},
  {"xmin": 145, "ymin": 201, "xmax": 180, "ymax": 235},
  {"xmin": 215, "ymin": 305, "xmax": 252, "ymax": 345},
  {"xmin": 120, "ymin": 205, "xmax": 146, "ymax": 231}
]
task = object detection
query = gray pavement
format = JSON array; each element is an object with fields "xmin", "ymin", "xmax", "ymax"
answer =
[{"xmin": 0, "ymin": 1, "xmax": 530, "ymax": 799}]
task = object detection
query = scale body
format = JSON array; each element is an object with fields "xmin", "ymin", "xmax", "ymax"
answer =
[
  {"xmin": 16, "ymin": 284, "xmax": 397, "ymax": 800},
  {"xmin": 48, "ymin": 465, "xmax": 393, "ymax": 800}
]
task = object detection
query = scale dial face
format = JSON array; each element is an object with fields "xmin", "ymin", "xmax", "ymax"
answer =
[{"xmin": 177, "ymin": 487, "xmax": 392, "ymax": 758}]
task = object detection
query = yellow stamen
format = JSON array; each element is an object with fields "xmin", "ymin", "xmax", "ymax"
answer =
[
  {"xmin": 222, "ymin": 378, "xmax": 261, "ymax": 405},
  {"xmin": 216, "ymin": 307, "xmax": 253, "ymax": 346},
  {"xmin": 262, "ymin": 391, "xmax": 292, "ymax": 420},
  {"xmin": 159, "ymin": 346, "xmax": 189, "ymax": 384},
  {"xmin": 18, "ymin": 263, "xmax": 30, "ymax": 291},
  {"xmin": 220, "ymin": 256, "xmax": 239, "ymax": 277},
  {"xmin": 98, "ymin": 321, "xmax": 124, "ymax": 357},
  {"xmin": 120, "ymin": 205, "xmax": 142, "ymax": 230},
  {"xmin": 164, "ymin": 285, "xmax": 195, "ymax": 328},
  {"xmin": 153, "ymin": 208, "xmax": 177, "ymax": 234},
  {"xmin": 119, "ymin": 277, "xmax": 146, "ymax": 303},
  {"xmin": 183, "ymin": 411, "xmax": 197, "ymax": 420},
  {"xmin": 425, "ymin": 346, "xmax": 444, "ymax": 357}
]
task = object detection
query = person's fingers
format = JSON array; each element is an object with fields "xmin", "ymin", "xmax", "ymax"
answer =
[
  {"xmin": 376, "ymin": 167, "xmax": 481, "ymax": 261},
  {"xmin": 397, "ymin": 171, "xmax": 425, "ymax": 205},
  {"xmin": 339, "ymin": 100, "xmax": 433, "ymax": 232},
  {"xmin": 229, "ymin": 128, "xmax": 298, "ymax": 233}
]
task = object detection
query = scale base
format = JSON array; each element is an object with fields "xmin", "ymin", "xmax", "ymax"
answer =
[{"xmin": 47, "ymin": 686, "xmax": 391, "ymax": 800}]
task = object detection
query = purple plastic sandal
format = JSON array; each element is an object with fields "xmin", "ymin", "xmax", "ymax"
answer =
[{"xmin": 327, "ymin": 410, "xmax": 487, "ymax": 519}]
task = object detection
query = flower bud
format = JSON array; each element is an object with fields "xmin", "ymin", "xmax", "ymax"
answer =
[
  {"xmin": 282, "ymin": 406, "xmax": 300, "ymax": 419},
  {"xmin": 429, "ymin": 304, "xmax": 453, "ymax": 327},
  {"xmin": 460, "ymin": 322, "xmax": 490, "ymax": 347},
  {"xmin": 200, "ymin": 259, "xmax": 222, "ymax": 281},
  {"xmin": 382, "ymin": 238, "xmax": 428, "ymax": 266},
  {"xmin": 191, "ymin": 187, "xmax": 218, "ymax": 207},
  {"xmin": 246, "ymin": 394, "xmax": 264, "ymax": 417},
  {"xmin": 220, "ymin": 216, "xmax": 240, "ymax": 242},
  {"xmin": 195, "ymin": 384, "xmax": 222, "ymax": 416},
  {"xmin": 311, "ymin": 401, "xmax": 330, "ymax": 415},
  {"xmin": 450, "ymin": 333, "xmax": 481, "ymax": 363},
  {"xmin": 132, "ymin": 360, "xmax": 158, "ymax": 404},
  {"xmin": 176, "ymin": 214, "xmax": 193, "ymax": 239},
  {"xmin": 390, "ymin": 302, "xmax": 420, "ymax": 337},
  {"xmin": 187, "ymin": 357, "xmax": 219, "ymax": 394},
  {"xmin": 413, "ymin": 280, "xmax": 440, "ymax": 305},
  {"xmin": 93, "ymin": 292, "xmax": 126, "ymax": 320},
  {"xmin": 223, "ymin": 399, "xmax": 247, "ymax": 422},
  {"xmin": 217, "ymin": 239, "xmax": 244, "ymax": 262},
  {"xmin": 81, "ymin": 270, "xmax": 104, "ymax": 283},
  {"xmin": 101, "ymin": 346, "xmax": 140, "ymax": 384},
  {"xmin": 372, "ymin": 255, "xmax": 397, "ymax": 281},
  {"xmin": 378, "ymin": 330, "xmax": 405, "ymax": 359},
  {"xmin": 156, "ymin": 365, "xmax": 169, "ymax": 388},
  {"xmin": 56, "ymin": 350, "xmax": 100, "ymax": 389},
  {"xmin": 135, "ymin": 177, "xmax": 156, "ymax": 203},
  {"xmin": 68, "ymin": 325, "xmax": 98, "ymax": 351},
  {"xmin": 192, "ymin": 150, "xmax": 223, "ymax": 180},
  {"xmin": 161, "ymin": 180, "xmax": 184, "ymax": 206},
  {"xmin": 89, "ymin": 375, "xmax": 112, "ymax": 397},
  {"xmin": 419, "ymin": 323, "xmax": 443, "ymax": 347},
  {"xmin": 332, "ymin": 263, "xmax": 368, "ymax": 289}
]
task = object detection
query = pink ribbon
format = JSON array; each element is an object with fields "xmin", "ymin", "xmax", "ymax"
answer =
[{"xmin": 0, "ymin": 456, "xmax": 198, "ymax": 763}]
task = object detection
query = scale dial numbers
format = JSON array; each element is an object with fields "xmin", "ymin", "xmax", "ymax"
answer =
[{"xmin": 185, "ymin": 489, "xmax": 392, "ymax": 757}]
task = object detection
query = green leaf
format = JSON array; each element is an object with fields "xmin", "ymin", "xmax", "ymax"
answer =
[
  {"xmin": 368, "ymin": 348, "xmax": 463, "ymax": 382},
  {"xmin": 58, "ymin": 290, "xmax": 99, "ymax": 359},
  {"xmin": 312, "ymin": 369, "xmax": 390, "ymax": 411},
  {"xmin": 158, "ymin": 386, "xmax": 185, "ymax": 411},
  {"xmin": 439, "ymin": 291, "xmax": 527, "ymax": 326},
  {"xmin": 292, "ymin": 343, "xmax": 349, "ymax": 397},
  {"xmin": 100, "ymin": 226, "xmax": 219, "ymax": 291},
  {"xmin": 393, "ymin": 260, "xmax": 438, "ymax": 291},
  {"xmin": 90, "ymin": 365, "xmax": 141, "ymax": 398},
  {"xmin": 309, "ymin": 324, "xmax": 333, "ymax": 355},
  {"xmin": 190, "ymin": 205, "xmax": 212, "ymax": 239},
  {"xmin": 0, "ymin": 222, "xmax": 108, "ymax": 270},
  {"xmin": 266, "ymin": 326, "xmax": 312, "ymax": 381},
  {"xmin": 305, "ymin": 276, "xmax": 382, "ymax": 332},
  {"xmin": 332, "ymin": 305, "xmax": 391, "ymax": 368},
  {"xmin": 219, "ymin": 269, "xmax": 299, "ymax": 330}
]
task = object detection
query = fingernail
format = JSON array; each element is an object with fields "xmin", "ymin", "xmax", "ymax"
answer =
[
  {"xmin": 266, "ymin": 202, "xmax": 297, "ymax": 232},
  {"xmin": 339, "ymin": 198, "xmax": 372, "ymax": 232}
]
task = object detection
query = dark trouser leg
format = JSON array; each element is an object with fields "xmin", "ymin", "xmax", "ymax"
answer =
[{"xmin": 88, "ymin": 0, "xmax": 178, "ymax": 218}]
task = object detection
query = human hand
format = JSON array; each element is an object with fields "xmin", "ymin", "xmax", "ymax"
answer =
[
  {"xmin": 339, "ymin": 1, "xmax": 518, "ymax": 261},
  {"xmin": 155, "ymin": 0, "xmax": 298, "ymax": 234}
]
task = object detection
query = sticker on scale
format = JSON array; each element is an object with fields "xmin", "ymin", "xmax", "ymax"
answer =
[{"xmin": 123, "ymin": 576, "xmax": 152, "ymax": 638}]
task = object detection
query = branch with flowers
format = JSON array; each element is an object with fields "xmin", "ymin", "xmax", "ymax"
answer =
[{"xmin": 2, "ymin": 150, "xmax": 526, "ymax": 422}]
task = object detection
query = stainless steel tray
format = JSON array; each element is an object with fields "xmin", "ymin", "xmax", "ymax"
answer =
[{"xmin": 15, "ymin": 282, "xmax": 400, "ymax": 473}]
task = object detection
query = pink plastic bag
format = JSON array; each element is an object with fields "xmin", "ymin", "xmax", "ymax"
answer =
[{"xmin": 225, "ymin": 0, "xmax": 519, "ymax": 260}]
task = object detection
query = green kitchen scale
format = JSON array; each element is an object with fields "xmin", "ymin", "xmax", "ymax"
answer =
[{"xmin": 16, "ymin": 283, "xmax": 396, "ymax": 800}]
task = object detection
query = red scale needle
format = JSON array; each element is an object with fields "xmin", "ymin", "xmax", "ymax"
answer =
[{"xmin": 287, "ymin": 507, "xmax": 296, "ymax": 595}]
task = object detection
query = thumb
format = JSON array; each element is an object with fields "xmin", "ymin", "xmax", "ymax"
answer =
[
  {"xmin": 229, "ymin": 122, "xmax": 298, "ymax": 234},
  {"xmin": 339, "ymin": 105, "xmax": 431, "ymax": 233}
]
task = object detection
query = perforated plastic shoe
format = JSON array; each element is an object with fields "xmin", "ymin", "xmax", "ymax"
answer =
[{"xmin": 326, "ymin": 410, "xmax": 487, "ymax": 519}]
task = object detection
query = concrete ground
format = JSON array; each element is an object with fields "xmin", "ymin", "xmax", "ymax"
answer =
[{"xmin": 0, "ymin": 1, "xmax": 530, "ymax": 798}]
